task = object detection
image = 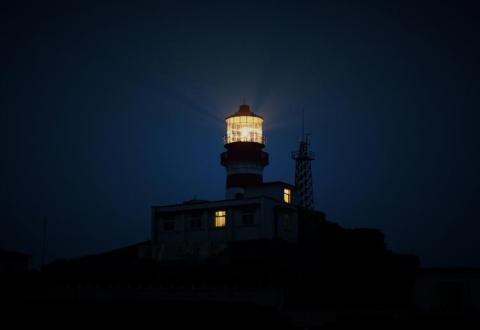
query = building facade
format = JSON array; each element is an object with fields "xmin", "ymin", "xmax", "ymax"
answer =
[
  {"xmin": 151, "ymin": 104, "xmax": 301, "ymax": 261},
  {"xmin": 151, "ymin": 183, "xmax": 297, "ymax": 260}
]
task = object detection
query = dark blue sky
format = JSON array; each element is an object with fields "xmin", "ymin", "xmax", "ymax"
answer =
[{"xmin": 1, "ymin": 0, "xmax": 479, "ymax": 267}]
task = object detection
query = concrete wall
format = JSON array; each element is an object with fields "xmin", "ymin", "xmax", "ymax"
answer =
[
  {"xmin": 244, "ymin": 183, "xmax": 296, "ymax": 205},
  {"xmin": 152, "ymin": 198, "xmax": 298, "ymax": 260}
]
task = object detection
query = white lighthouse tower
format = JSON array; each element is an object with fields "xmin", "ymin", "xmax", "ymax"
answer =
[{"xmin": 220, "ymin": 104, "xmax": 269, "ymax": 199}]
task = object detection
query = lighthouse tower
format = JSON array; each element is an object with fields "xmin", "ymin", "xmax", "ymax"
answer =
[{"xmin": 221, "ymin": 104, "xmax": 269, "ymax": 199}]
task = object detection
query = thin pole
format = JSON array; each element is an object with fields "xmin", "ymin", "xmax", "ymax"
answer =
[
  {"xmin": 302, "ymin": 108, "xmax": 305, "ymax": 141},
  {"xmin": 41, "ymin": 216, "xmax": 47, "ymax": 269}
]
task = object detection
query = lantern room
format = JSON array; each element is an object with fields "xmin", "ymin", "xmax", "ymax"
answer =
[{"xmin": 224, "ymin": 104, "xmax": 265, "ymax": 145}]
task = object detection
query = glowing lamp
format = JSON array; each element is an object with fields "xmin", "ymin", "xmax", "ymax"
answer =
[
  {"xmin": 225, "ymin": 104, "xmax": 265, "ymax": 145},
  {"xmin": 221, "ymin": 104, "xmax": 269, "ymax": 195}
]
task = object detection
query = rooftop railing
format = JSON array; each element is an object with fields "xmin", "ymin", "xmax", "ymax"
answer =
[{"xmin": 224, "ymin": 135, "xmax": 266, "ymax": 145}]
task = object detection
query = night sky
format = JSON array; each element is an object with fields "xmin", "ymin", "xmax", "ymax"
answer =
[{"xmin": 1, "ymin": 0, "xmax": 479, "ymax": 267}]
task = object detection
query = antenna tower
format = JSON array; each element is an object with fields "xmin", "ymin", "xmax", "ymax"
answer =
[{"xmin": 292, "ymin": 110, "xmax": 315, "ymax": 210}]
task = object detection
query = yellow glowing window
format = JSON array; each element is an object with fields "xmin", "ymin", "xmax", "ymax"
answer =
[
  {"xmin": 225, "ymin": 115, "xmax": 264, "ymax": 144},
  {"xmin": 283, "ymin": 188, "xmax": 291, "ymax": 204},
  {"xmin": 214, "ymin": 210, "xmax": 226, "ymax": 228}
]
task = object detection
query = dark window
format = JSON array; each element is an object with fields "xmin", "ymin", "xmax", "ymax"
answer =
[
  {"xmin": 187, "ymin": 210, "xmax": 203, "ymax": 230},
  {"xmin": 190, "ymin": 217, "xmax": 202, "ymax": 230},
  {"xmin": 164, "ymin": 220, "xmax": 174, "ymax": 231},
  {"xmin": 242, "ymin": 209, "xmax": 254, "ymax": 226},
  {"xmin": 157, "ymin": 211, "xmax": 175, "ymax": 222},
  {"xmin": 283, "ymin": 213, "xmax": 291, "ymax": 231}
]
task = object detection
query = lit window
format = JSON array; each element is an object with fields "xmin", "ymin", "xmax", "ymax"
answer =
[
  {"xmin": 214, "ymin": 210, "xmax": 226, "ymax": 228},
  {"xmin": 226, "ymin": 116, "xmax": 264, "ymax": 144},
  {"xmin": 283, "ymin": 188, "xmax": 291, "ymax": 204}
]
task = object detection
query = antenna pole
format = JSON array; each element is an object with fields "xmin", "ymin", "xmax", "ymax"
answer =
[
  {"xmin": 41, "ymin": 216, "xmax": 47, "ymax": 269},
  {"xmin": 292, "ymin": 109, "xmax": 315, "ymax": 210},
  {"xmin": 302, "ymin": 108, "xmax": 305, "ymax": 141}
]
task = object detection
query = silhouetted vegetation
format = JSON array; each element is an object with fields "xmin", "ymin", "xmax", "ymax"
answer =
[{"xmin": 2, "ymin": 211, "xmax": 419, "ymax": 312}]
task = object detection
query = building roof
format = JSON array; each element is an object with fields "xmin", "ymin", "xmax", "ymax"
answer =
[
  {"xmin": 258, "ymin": 181, "xmax": 294, "ymax": 188},
  {"xmin": 225, "ymin": 104, "xmax": 263, "ymax": 120},
  {"xmin": 182, "ymin": 199, "xmax": 210, "ymax": 205},
  {"xmin": 153, "ymin": 196, "xmax": 263, "ymax": 212},
  {"xmin": 152, "ymin": 181, "xmax": 296, "ymax": 213},
  {"xmin": 153, "ymin": 195, "xmax": 296, "ymax": 213}
]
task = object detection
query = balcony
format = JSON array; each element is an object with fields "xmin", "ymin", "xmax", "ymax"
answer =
[{"xmin": 224, "ymin": 134, "xmax": 266, "ymax": 145}]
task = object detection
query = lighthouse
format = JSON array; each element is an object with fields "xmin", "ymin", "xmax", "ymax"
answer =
[
  {"xmin": 152, "ymin": 102, "xmax": 300, "ymax": 261},
  {"xmin": 220, "ymin": 104, "xmax": 269, "ymax": 199}
]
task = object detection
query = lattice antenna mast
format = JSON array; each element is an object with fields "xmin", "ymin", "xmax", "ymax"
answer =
[
  {"xmin": 292, "ymin": 110, "xmax": 315, "ymax": 210},
  {"xmin": 302, "ymin": 108, "xmax": 305, "ymax": 140}
]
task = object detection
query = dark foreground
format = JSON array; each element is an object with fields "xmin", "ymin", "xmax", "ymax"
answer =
[
  {"xmin": 2, "ymin": 213, "xmax": 478, "ymax": 328},
  {"xmin": 2, "ymin": 300, "xmax": 479, "ymax": 329}
]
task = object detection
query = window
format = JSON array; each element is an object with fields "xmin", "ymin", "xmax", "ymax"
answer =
[
  {"xmin": 190, "ymin": 217, "xmax": 202, "ymax": 230},
  {"xmin": 164, "ymin": 219, "xmax": 174, "ymax": 231},
  {"xmin": 225, "ymin": 115, "xmax": 264, "ymax": 144},
  {"xmin": 214, "ymin": 210, "xmax": 226, "ymax": 228},
  {"xmin": 188, "ymin": 210, "xmax": 203, "ymax": 230},
  {"xmin": 242, "ymin": 209, "xmax": 254, "ymax": 226},
  {"xmin": 283, "ymin": 213, "xmax": 291, "ymax": 231},
  {"xmin": 283, "ymin": 188, "xmax": 291, "ymax": 204},
  {"xmin": 235, "ymin": 192, "xmax": 244, "ymax": 199}
]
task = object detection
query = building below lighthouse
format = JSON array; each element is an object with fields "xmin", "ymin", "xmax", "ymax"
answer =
[{"xmin": 151, "ymin": 104, "xmax": 301, "ymax": 261}]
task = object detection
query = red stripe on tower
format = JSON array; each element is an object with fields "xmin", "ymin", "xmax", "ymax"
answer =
[{"xmin": 220, "ymin": 104, "xmax": 269, "ymax": 198}]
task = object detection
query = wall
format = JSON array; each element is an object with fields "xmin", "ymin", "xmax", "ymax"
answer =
[{"xmin": 151, "ymin": 197, "xmax": 299, "ymax": 260}]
